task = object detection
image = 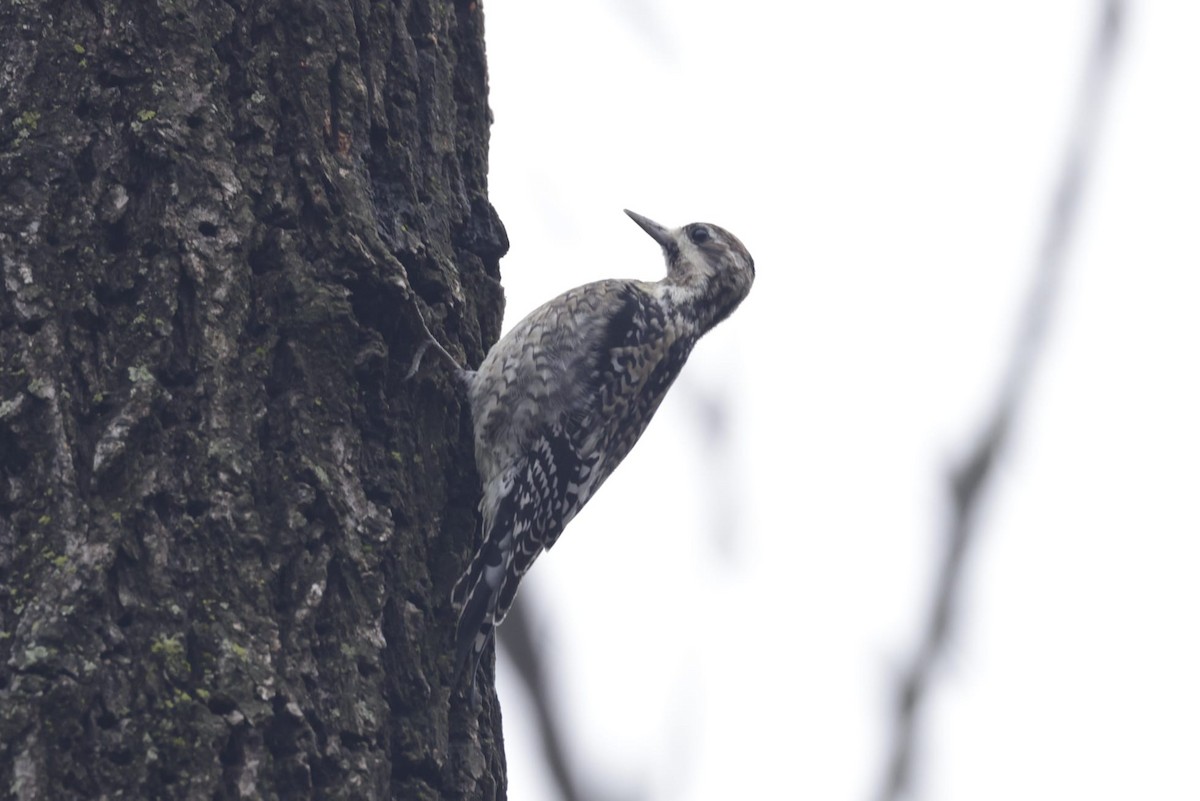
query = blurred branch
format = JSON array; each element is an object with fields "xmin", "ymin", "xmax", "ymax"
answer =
[
  {"xmin": 876, "ymin": 2, "xmax": 1126, "ymax": 799},
  {"xmin": 499, "ymin": 599, "xmax": 586, "ymax": 801},
  {"xmin": 684, "ymin": 377, "xmax": 742, "ymax": 561},
  {"xmin": 500, "ymin": 596, "xmax": 647, "ymax": 801}
]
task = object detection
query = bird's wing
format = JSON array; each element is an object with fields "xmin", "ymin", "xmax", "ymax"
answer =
[
  {"xmin": 568, "ymin": 281, "xmax": 696, "ymax": 490},
  {"xmin": 451, "ymin": 419, "xmax": 596, "ymax": 682}
]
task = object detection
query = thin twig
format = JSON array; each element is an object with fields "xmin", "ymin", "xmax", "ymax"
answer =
[{"xmin": 876, "ymin": 3, "xmax": 1126, "ymax": 799}]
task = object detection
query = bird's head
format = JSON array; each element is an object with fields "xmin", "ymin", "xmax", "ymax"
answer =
[{"xmin": 625, "ymin": 209, "xmax": 755, "ymax": 327}]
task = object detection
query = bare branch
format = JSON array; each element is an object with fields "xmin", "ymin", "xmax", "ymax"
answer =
[{"xmin": 876, "ymin": 3, "xmax": 1126, "ymax": 799}]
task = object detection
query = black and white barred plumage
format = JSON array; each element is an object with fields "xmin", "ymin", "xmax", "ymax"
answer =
[{"xmin": 451, "ymin": 210, "xmax": 755, "ymax": 699}]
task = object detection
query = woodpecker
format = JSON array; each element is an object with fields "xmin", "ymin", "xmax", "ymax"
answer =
[{"xmin": 448, "ymin": 210, "xmax": 755, "ymax": 701}]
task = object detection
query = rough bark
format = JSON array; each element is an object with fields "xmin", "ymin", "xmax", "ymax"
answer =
[{"xmin": 0, "ymin": 0, "xmax": 508, "ymax": 798}]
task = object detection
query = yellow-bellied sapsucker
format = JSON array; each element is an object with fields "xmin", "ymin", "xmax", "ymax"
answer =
[{"xmin": 451, "ymin": 210, "xmax": 754, "ymax": 699}]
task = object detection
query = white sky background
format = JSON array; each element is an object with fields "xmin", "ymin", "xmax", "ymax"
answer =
[{"xmin": 482, "ymin": 2, "xmax": 1200, "ymax": 799}]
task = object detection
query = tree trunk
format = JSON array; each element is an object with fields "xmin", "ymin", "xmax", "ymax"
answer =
[{"xmin": 0, "ymin": 0, "xmax": 508, "ymax": 798}]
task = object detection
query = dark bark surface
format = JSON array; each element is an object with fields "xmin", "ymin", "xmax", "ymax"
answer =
[{"xmin": 0, "ymin": 0, "xmax": 508, "ymax": 798}]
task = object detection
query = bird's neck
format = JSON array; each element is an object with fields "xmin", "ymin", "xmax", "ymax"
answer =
[{"xmin": 655, "ymin": 274, "xmax": 733, "ymax": 334}]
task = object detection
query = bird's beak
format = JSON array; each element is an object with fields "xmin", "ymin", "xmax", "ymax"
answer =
[{"xmin": 624, "ymin": 210, "xmax": 672, "ymax": 249}]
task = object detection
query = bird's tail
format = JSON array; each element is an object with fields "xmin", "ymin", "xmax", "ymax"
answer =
[
  {"xmin": 450, "ymin": 453, "xmax": 565, "ymax": 701},
  {"xmin": 451, "ymin": 538, "xmax": 503, "ymax": 700}
]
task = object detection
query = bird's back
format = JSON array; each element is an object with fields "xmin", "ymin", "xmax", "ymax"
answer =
[{"xmin": 470, "ymin": 278, "xmax": 640, "ymax": 483}]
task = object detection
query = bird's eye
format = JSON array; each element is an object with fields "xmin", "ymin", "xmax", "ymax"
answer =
[{"xmin": 690, "ymin": 226, "xmax": 710, "ymax": 244}]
